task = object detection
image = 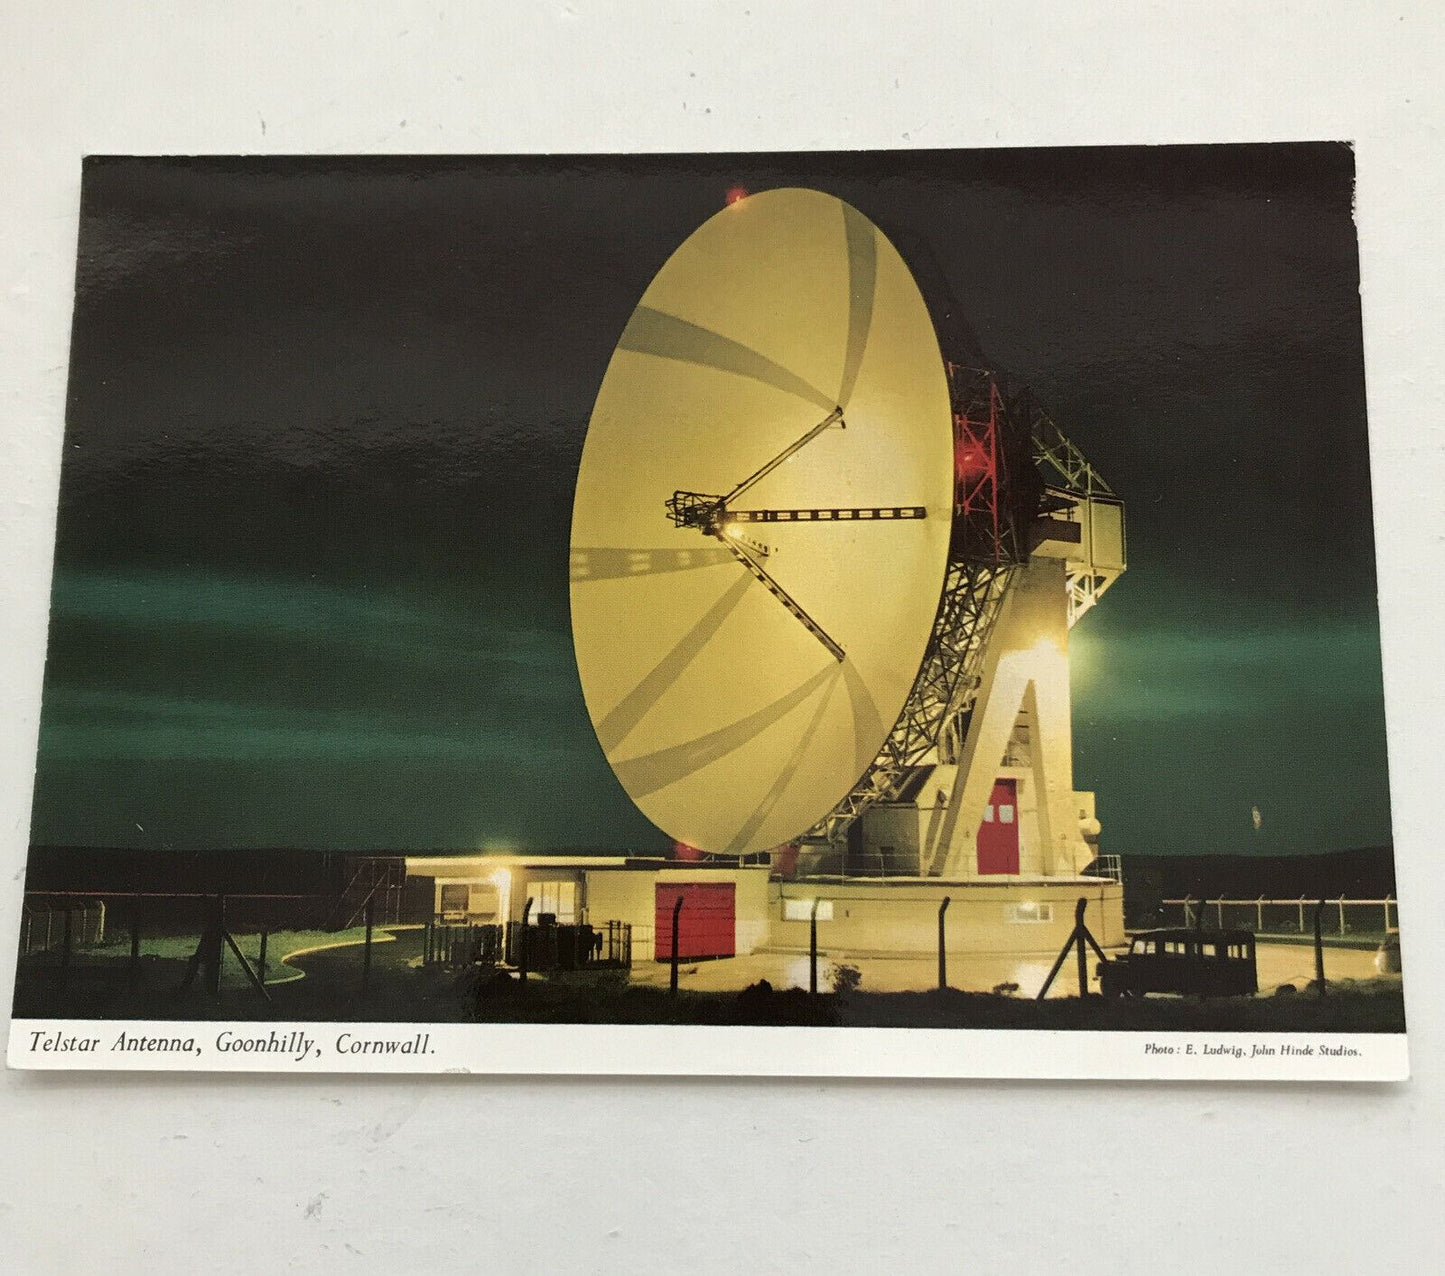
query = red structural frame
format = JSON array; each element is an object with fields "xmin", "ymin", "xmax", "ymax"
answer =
[{"xmin": 950, "ymin": 364, "xmax": 1004, "ymax": 564}]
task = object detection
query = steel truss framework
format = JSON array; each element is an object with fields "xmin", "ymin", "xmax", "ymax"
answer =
[
  {"xmin": 806, "ymin": 367, "xmax": 1114, "ymax": 847},
  {"xmin": 810, "ymin": 558, "xmax": 1015, "ymax": 844},
  {"xmin": 1023, "ymin": 393, "xmax": 1116, "ymax": 501},
  {"xmin": 1017, "ymin": 389, "xmax": 1122, "ymax": 626}
]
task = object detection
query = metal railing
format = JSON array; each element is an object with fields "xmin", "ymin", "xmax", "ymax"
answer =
[
  {"xmin": 1163, "ymin": 897, "xmax": 1398, "ymax": 937},
  {"xmin": 424, "ymin": 923, "xmax": 505, "ymax": 968},
  {"xmin": 423, "ymin": 919, "xmax": 633, "ymax": 971},
  {"xmin": 1092, "ymin": 855, "xmax": 1123, "ymax": 885}
]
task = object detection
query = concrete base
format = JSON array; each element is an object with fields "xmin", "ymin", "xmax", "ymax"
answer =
[{"xmin": 770, "ymin": 875, "xmax": 1124, "ymax": 957}]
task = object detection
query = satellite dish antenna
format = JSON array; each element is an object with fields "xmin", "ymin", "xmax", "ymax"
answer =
[{"xmin": 571, "ymin": 188, "xmax": 954, "ymax": 855}]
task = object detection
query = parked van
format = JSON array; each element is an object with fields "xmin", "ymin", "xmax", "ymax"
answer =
[{"xmin": 1100, "ymin": 928, "xmax": 1258, "ymax": 998}]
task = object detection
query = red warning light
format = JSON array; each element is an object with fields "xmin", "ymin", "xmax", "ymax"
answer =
[
  {"xmin": 954, "ymin": 437, "xmax": 991, "ymax": 480},
  {"xmin": 725, "ymin": 185, "xmax": 749, "ymax": 207}
]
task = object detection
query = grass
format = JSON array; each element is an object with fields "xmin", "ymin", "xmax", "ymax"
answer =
[{"xmin": 74, "ymin": 926, "xmax": 375, "ymax": 987}]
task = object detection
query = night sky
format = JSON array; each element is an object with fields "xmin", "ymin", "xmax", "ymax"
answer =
[{"xmin": 30, "ymin": 145, "xmax": 1391, "ymax": 858}]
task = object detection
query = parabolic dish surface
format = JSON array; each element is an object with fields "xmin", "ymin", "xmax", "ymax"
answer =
[{"xmin": 571, "ymin": 187, "xmax": 953, "ymax": 854}]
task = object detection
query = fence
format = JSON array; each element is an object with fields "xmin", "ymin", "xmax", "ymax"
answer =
[
  {"xmin": 1163, "ymin": 897, "xmax": 1398, "ymax": 938},
  {"xmin": 18, "ymin": 899, "xmax": 106, "ymax": 956},
  {"xmin": 14, "ymin": 890, "xmax": 338, "ymax": 1000},
  {"xmin": 424, "ymin": 923, "xmax": 505, "ymax": 968},
  {"xmin": 423, "ymin": 919, "xmax": 632, "ymax": 971}
]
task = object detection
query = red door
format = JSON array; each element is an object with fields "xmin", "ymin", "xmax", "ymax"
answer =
[
  {"xmin": 976, "ymin": 779, "xmax": 1020, "ymax": 875},
  {"xmin": 655, "ymin": 883, "xmax": 736, "ymax": 960}
]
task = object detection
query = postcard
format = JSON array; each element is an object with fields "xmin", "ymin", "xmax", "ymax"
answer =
[{"xmin": 7, "ymin": 146, "xmax": 1406, "ymax": 1078}]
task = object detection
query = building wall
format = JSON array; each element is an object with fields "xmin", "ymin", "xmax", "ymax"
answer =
[
  {"xmin": 854, "ymin": 805, "xmax": 928, "ymax": 875},
  {"xmin": 404, "ymin": 857, "xmax": 1121, "ymax": 960},
  {"xmin": 582, "ymin": 870, "xmax": 658, "ymax": 960},
  {"xmin": 428, "ymin": 874, "xmax": 506, "ymax": 924},
  {"xmin": 769, "ymin": 877, "xmax": 1124, "ymax": 956},
  {"xmin": 584, "ymin": 866, "xmax": 770, "ymax": 962}
]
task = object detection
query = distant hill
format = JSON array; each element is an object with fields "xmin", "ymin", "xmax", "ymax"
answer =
[
  {"xmin": 20, "ymin": 845, "xmax": 649, "ymax": 897},
  {"xmin": 21, "ymin": 846, "xmax": 364, "ymax": 896},
  {"xmin": 1120, "ymin": 847, "xmax": 1397, "ymax": 915}
]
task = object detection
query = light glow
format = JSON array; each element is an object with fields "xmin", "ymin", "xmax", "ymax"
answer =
[
  {"xmin": 782, "ymin": 897, "xmax": 833, "ymax": 922},
  {"xmin": 486, "ymin": 867, "xmax": 512, "ymax": 924}
]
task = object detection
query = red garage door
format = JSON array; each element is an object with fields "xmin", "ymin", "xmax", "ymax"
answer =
[
  {"xmin": 655, "ymin": 883, "xmax": 735, "ymax": 961},
  {"xmin": 976, "ymin": 778, "xmax": 1020, "ymax": 875}
]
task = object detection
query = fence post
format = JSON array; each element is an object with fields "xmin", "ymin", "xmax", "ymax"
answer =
[
  {"xmin": 1216, "ymin": 899, "xmax": 1224, "ymax": 930},
  {"xmin": 519, "ymin": 897, "xmax": 534, "ymax": 985},
  {"xmin": 1314, "ymin": 898, "xmax": 1327, "ymax": 996},
  {"xmin": 208, "ymin": 896, "xmax": 225, "ymax": 999},
  {"xmin": 60, "ymin": 905, "xmax": 74, "ymax": 988},
  {"xmin": 1298, "ymin": 895, "xmax": 1306, "ymax": 933},
  {"xmin": 1257, "ymin": 896, "xmax": 1264, "ymax": 932},
  {"xmin": 669, "ymin": 895, "xmax": 683, "ymax": 995},
  {"xmin": 937, "ymin": 897, "xmax": 951, "ymax": 991},
  {"xmin": 1337, "ymin": 896, "xmax": 1346, "ymax": 937},
  {"xmin": 361, "ymin": 893, "xmax": 375, "ymax": 997},
  {"xmin": 129, "ymin": 908, "xmax": 142, "ymax": 986},
  {"xmin": 1384, "ymin": 895, "xmax": 1393, "ymax": 932},
  {"xmin": 1074, "ymin": 898, "xmax": 1090, "ymax": 997},
  {"xmin": 810, "ymin": 898, "xmax": 821, "ymax": 995}
]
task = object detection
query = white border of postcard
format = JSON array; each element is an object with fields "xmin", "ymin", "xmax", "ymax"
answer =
[{"xmin": 9, "ymin": 1019, "xmax": 1409, "ymax": 1081}]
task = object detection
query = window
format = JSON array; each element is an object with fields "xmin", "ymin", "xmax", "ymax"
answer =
[
  {"xmin": 439, "ymin": 884, "xmax": 469, "ymax": 916},
  {"xmin": 998, "ymin": 804, "xmax": 1015, "ymax": 824},
  {"xmin": 783, "ymin": 898, "xmax": 833, "ymax": 922},
  {"xmin": 1005, "ymin": 902, "xmax": 1052, "ymax": 924},
  {"xmin": 525, "ymin": 879, "xmax": 578, "ymax": 923},
  {"xmin": 983, "ymin": 805, "xmax": 994, "ymax": 822}
]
